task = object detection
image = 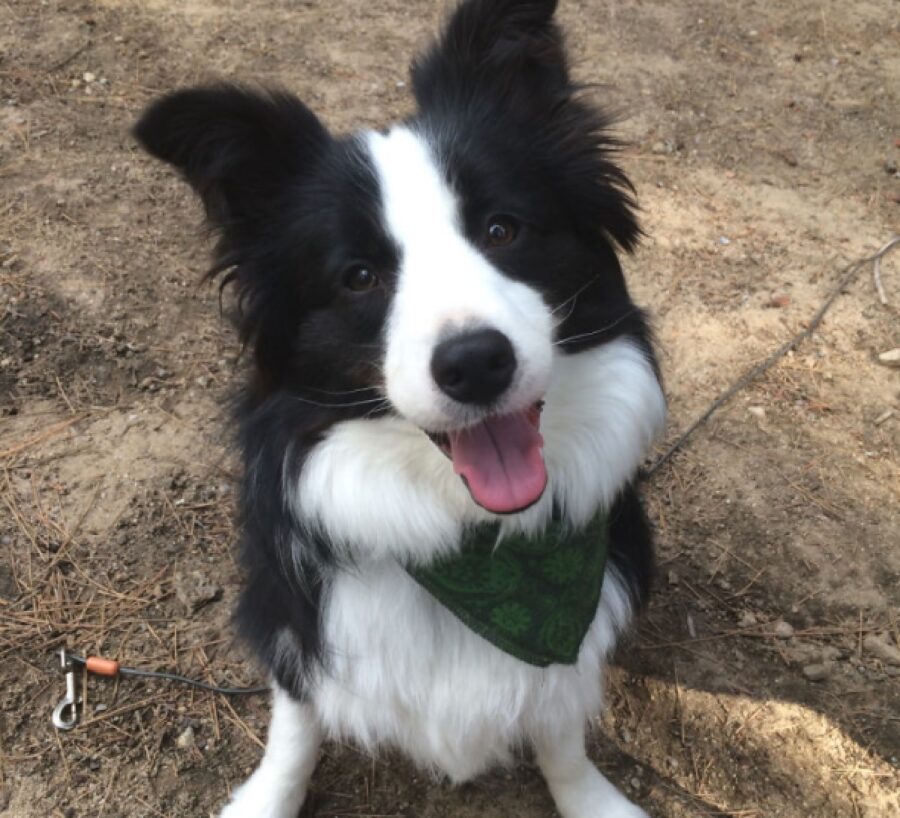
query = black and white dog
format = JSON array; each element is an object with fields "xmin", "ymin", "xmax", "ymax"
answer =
[{"xmin": 135, "ymin": 1, "xmax": 665, "ymax": 815}]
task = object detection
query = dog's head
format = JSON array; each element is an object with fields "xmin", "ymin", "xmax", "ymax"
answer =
[{"xmin": 135, "ymin": 0, "xmax": 648, "ymax": 516}]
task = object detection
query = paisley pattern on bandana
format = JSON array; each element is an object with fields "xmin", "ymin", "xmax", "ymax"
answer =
[{"xmin": 405, "ymin": 513, "xmax": 609, "ymax": 667}]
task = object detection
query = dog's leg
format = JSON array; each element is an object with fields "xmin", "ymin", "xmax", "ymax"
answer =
[
  {"xmin": 219, "ymin": 686, "xmax": 322, "ymax": 818},
  {"xmin": 535, "ymin": 726, "xmax": 649, "ymax": 818}
]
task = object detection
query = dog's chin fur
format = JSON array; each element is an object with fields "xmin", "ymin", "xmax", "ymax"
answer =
[
  {"xmin": 134, "ymin": 1, "xmax": 666, "ymax": 815},
  {"xmin": 297, "ymin": 339, "xmax": 664, "ymax": 566}
]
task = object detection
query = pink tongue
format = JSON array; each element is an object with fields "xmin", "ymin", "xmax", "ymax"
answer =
[{"xmin": 448, "ymin": 411, "xmax": 547, "ymax": 514}]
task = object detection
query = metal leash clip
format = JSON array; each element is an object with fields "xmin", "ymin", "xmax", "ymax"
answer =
[
  {"xmin": 52, "ymin": 648, "xmax": 81, "ymax": 730},
  {"xmin": 50, "ymin": 647, "xmax": 266, "ymax": 731}
]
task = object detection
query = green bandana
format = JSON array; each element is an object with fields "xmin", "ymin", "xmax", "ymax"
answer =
[{"xmin": 405, "ymin": 512, "xmax": 609, "ymax": 667}]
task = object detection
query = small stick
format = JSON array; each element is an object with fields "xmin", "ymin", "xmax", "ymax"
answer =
[
  {"xmin": 131, "ymin": 795, "xmax": 173, "ymax": 818},
  {"xmin": 52, "ymin": 728, "xmax": 71, "ymax": 784},
  {"xmin": 79, "ymin": 696, "xmax": 164, "ymax": 728},
  {"xmin": 0, "ymin": 413, "xmax": 87, "ymax": 459},
  {"xmin": 219, "ymin": 695, "xmax": 265, "ymax": 749},
  {"xmin": 858, "ymin": 610, "xmax": 864, "ymax": 661},
  {"xmin": 54, "ymin": 374, "xmax": 77, "ymax": 415},
  {"xmin": 47, "ymin": 41, "xmax": 91, "ymax": 73},
  {"xmin": 872, "ymin": 236, "xmax": 897, "ymax": 305},
  {"xmin": 729, "ymin": 566, "xmax": 767, "ymax": 599},
  {"xmin": 733, "ymin": 702, "xmax": 769, "ymax": 740}
]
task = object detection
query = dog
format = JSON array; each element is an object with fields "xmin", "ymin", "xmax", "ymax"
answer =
[{"xmin": 135, "ymin": 1, "xmax": 665, "ymax": 815}]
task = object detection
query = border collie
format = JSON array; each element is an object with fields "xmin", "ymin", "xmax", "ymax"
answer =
[{"xmin": 135, "ymin": 1, "xmax": 665, "ymax": 816}]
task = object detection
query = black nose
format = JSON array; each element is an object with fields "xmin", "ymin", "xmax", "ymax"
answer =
[{"xmin": 431, "ymin": 328, "xmax": 517, "ymax": 405}]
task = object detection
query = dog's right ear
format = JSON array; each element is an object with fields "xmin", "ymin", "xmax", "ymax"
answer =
[
  {"xmin": 134, "ymin": 85, "xmax": 329, "ymax": 232},
  {"xmin": 412, "ymin": 0, "xmax": 566, "ymax": 108}
]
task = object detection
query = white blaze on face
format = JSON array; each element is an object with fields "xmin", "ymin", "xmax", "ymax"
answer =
[{"xmin": 366, "ymin": 126, "xmax": 554, "ymax": 433}]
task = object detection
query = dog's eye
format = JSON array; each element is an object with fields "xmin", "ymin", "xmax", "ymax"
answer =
[
  {"xmin": 484, "ymin": 216, "xmax": 519, "ymax": 248},
  {"xmin": 344, "ymin": 266, "xmax": 379, "ymax": 292}
]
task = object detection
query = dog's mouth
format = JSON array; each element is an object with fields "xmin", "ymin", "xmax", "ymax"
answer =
[{"xmin": 428, "ymin": 402, "xmax": 547, "ymax": 515}]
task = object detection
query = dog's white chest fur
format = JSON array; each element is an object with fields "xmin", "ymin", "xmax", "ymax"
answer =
[{"xmin": 313, "ymin": 560, "xmax": 632, "ymax": 782}]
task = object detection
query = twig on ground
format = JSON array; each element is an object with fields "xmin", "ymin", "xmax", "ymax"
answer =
[
  {"xmin": 0, "ymin": 414, "xmax": 88, "ymax": 460},
  {"xmin": 644, "ymin": 237, "xmax": 900, "ymax": 479},
  {"xmin": 872, "ymin": 236, "xmax": 897, "ymax": 305},
  {"xmin": 47, "ymin": 41, "xmax": 91, "ymax": 73},
  {"xmin": 218, "ymin": 694, "xmax": 265, "ymax": 749}
]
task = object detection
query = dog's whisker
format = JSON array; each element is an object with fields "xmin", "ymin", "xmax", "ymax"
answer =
[
  {"xmin": 300, "ymin": 385, "xmax": 384, "ymax": 396},
  {"xmin": 295, "ymin": 341, "xmax": 384, "ymax": 351},
  {"xmin": 363, "ymin": 400, "xmax": 393, "ymax": 419},
  {"xmin": 555, "ymin": 294, "xmax": 580, "ymax": 326},
  {"xmin": 289, "ymin": 394, "xmax": 389, "ymax": 408},
  {"xmin": 550, "ymin": 276, "xmax": 600, "ymax": 317},
  {"xmin": 553, "ymin": 308, "xmax": 638, "ymax": 347}
]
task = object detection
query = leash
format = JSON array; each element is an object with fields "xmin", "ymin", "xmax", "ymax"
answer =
[{"xmin": 51, "ymin": 647, "xmax": 268, "ymax": 731}]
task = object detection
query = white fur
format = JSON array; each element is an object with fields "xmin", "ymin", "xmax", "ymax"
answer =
[
  {"xmin": 540, "ymin": 339, "xmax": 666, "ymax": 528},
  {"xmin": 295, "ymin": 414, "xmax": 484, "ymax": 565},
  {"xmin": 535, "ymin": 726, "xmax": 650, "ymax": 818},
  {"xmin": 315, "ymin": 563, "xmax": 633, "ymax": 782},
  {"xmin": 369, "ymin": 126, "xmax": 554, "ymax": 434},
  {"xmin": 219, "ymin": 688, "xmax": 321, "ymax": 818}
]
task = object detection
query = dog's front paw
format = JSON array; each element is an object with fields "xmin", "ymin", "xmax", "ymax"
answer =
[
  {"xmin": 218, "ymin": 775, "xmax": 306, "ymax": 818},
  {"xmin": 598, "ymin": 801, "xmax": 649, "ymax": 818},
  {"xmin": 218, "ymin": 796, "xmax": 294, "ymax": 818},
  {"xmin": 567, "ymin": 795, "xmax": 649, "ymax": 818},
  {"xmin": 547, "ymin": 764, "xmax": 649, "ymax": 818}
]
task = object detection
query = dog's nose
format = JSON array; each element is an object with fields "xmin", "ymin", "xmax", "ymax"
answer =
[{"xmin": 431, "ymin": 328, "xmax": 516, "ymax": 405}]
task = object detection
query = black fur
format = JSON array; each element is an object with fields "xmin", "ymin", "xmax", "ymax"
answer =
[{"xmin": 607, "ymin": 484, "xmax": 655, "ymax": 608}]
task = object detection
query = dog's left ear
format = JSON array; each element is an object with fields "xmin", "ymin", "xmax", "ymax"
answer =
[
  {"xmin": 411, "ymin": 0, "xmax": 567, "ymax": 107},
  {"xmin": 133, "ymin": 84, "xmax": 330, "ymax": 235}
]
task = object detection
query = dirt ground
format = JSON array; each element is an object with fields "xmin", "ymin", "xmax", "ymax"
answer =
[{"xmin": 1, "ymin": 0, "xmax": 898, "ymax": 816}]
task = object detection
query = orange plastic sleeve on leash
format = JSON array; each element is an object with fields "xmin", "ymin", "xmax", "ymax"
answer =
[{"xmin": 85, "ymin": 656, "xmax": 120, "ymax": 677}]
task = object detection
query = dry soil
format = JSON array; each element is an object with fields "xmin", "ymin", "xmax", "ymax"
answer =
[{"xmin": 0, "ymin": 1, "xmax": 898, "ymax": 817}]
